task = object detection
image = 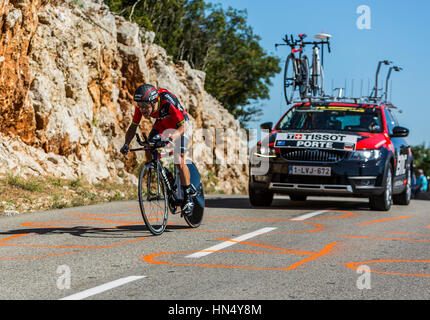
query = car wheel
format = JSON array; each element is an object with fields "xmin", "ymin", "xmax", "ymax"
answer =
[
  {"xmin": 369, "ymin": 164, "xmax": 393, "ymax": 211},
  {"xmin": 249, "ymin": 185, "xmax": 274, "ymax": 207},
  {"xmin": 393, "ymin": 167, "xmax": 411, "ymax": 205}
]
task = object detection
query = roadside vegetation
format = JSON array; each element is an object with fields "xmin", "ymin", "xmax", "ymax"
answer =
[
  {"xmin": 0, "ymin": 169, "xmax": 230, "ymax": 216},
  {"xmin": 411, "ymin": 143, "xmax": 430, "ymax": 177},
  {"xmin": 0, "ymin": 174, "xmax": 137, "ymax": 216}
]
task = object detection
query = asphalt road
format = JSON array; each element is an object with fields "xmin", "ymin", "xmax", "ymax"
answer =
[{"xmin": 0, "ymin": 194, "xmax": 429, "ymax": 301}]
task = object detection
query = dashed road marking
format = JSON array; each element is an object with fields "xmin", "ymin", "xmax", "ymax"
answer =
[
  {"xmin": 59, "ymin": 276, "xmax": 146, "ymax": 300},
  {"xmin": 186, "ymin": 227, "xmax": 277, "ymax": 258},
  {"xmin": 291, "ymin": 210, "xmax": 328, "ymax": 221}
]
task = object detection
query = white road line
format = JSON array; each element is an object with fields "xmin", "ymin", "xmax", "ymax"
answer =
[
  {"xmin": 59, "ymin": 276, "xmax": 146, "ymax": 300},
  {"xmin": 290, "ymin": 210, "xmax": 328, "ymax": 221},
  {"xmin": 186, "ymin": 227, "xmax": 277, "ymax": 259}
]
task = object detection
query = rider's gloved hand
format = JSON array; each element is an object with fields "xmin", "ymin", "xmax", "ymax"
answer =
[
  {"xmin": 154, "ymin": 139, "xmax": 170, "ymax": 148},
  {"xmin": 153, "ymin": 137, "xmax": 172, "ymax": 148},
  {"xmin": 120, "ymin": 144, "xmax": 130, "ymax": 155}
]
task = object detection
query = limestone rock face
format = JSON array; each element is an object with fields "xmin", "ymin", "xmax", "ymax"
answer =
[{"xmin": 0, "ymin": 0, "xmax": 248, "ymax": 194}]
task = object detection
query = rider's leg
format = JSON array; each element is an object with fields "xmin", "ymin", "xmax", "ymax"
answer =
[
  {"xmin": 176, "ymin": 153, "xmax": 190, "ymax": 186},
  {"xmin": 174, "ymin": 135, "xmax": 195, "ymax": 216}
]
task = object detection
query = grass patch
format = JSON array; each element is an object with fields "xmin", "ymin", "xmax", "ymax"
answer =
[
  {"xmin": 69, "ymin": 178, "xmax": 83, "ymax": 188},
  {"xmin": 51, "ymin": 194, "xmax": 67, "ymax": 210},
  {"xmin": 108, "ymin": 192, "xmax": 122, "ymax": 202},
  {"xmin": 47, "ymin": 177, "xmax": 63, "ymax": 187},
  {"xmin": 0, "ymin": 175, "xmax": 137, "ymax": 215},
  {"xmin": 6, "ymin": 174, "xmax": 43, "ymax": 192}
]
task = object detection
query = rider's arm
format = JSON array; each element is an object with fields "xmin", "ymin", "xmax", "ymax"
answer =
[
  {"xmin": 123, "ymin": 107, "xmax": 142, "ymax": 145},
  {"xmin": 124, "ymin": 122, "xmax": 138, "ymax": 145},
  {"xmin": 166, "ymin": 103, "xmax": 186, "ymax": 141},
  {"xmin": 169, "ymin": 122, "xmax": 185, "ymax": 142}
]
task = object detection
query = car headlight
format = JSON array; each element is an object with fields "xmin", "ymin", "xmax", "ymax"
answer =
[
  {"xmin": 254, "ymin": 144, "xmax": 276, "ymax": 158},
  {"xmin": 350, "ymin": 149, "xmax": 381, "ymax": 161}
]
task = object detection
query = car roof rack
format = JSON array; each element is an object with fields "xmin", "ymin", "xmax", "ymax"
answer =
[
  {"xmin": 290, "ymin": 59, "xmax": 403, "ymax": 112},
  {"xmin": 292, "ymin": 94, "xmax": 402, "ymax": 112}
]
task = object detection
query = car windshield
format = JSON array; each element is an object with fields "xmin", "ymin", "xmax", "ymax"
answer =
[{"xmin": 276, "ymin": 105, "xmax": 383, "ymax": 133}]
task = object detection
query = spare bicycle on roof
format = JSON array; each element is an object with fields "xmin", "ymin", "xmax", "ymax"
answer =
[
  {"xmin": 276, "ymin": 33, "xmax": 403, "ymax": 109},
  {"xmin": 276, "ymin": 33, "xmax": 332, "ymax": 105}
]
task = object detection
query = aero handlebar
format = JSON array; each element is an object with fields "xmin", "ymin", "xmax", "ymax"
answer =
[
  {"xmin": 275, "ymin": 34, "xmax": 331, "ymax": 53},
  {"xmin": 130, "ymin": 133, "xmax": 175, "ymax": 155}
]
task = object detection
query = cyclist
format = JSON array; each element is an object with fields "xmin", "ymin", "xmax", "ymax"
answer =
[{"xmin": 120, "ymin": 84, "xmax": 196, "ymax": 216}]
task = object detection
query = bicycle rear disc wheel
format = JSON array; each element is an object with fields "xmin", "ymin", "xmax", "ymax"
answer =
[
  {"xmin": 283, "ymin": 54, "xmax": 297, "ymax": 105},
  {"xmin": 138, "ymin": 164, "xmax": 168, "ymax": 235},
  {"xmin": 183, "ymin": 163, "xmax": 205, "ymax": 228}
]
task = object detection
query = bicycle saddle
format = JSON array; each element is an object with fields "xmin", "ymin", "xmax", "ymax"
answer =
[{"xmin": 315, "ymin": 33, "xmax": 332, "ymax": 40}]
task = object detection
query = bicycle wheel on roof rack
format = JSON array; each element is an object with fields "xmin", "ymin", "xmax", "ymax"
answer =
[
  {"xmin": 298, "ymin": 55, "xmax": 310, "ymax": 99},
  {"xmin": 283, "ymin": 53, "xmax": 297, "ymax": 105}
]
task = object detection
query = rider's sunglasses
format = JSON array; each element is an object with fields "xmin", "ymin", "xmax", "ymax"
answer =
[{"xmin": 137, "ymin": 100, "xmax": 156, "ymax": 110}]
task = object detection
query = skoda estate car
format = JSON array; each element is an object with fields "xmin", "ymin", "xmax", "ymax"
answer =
[{"xmin": 249, "ymin": 101, "xmax": 412, "ymax": 211}]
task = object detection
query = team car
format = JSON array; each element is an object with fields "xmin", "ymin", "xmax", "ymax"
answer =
[{"xmin": 249, "ymin": 101, "xmax": 413, "ymax": 211}]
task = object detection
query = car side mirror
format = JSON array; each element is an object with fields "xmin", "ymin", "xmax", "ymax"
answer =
[
  {"xmin": 391, "ymin": 126, "xmax": 409, "ymax": 138},
  {"xmin": 260, "ymin": 122, "xmax": 273, "ymax": 131}
]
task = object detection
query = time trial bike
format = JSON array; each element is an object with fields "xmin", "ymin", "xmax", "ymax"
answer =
[{"xmin": 130, "ymin": 132, "xmax": 204, "ymax": 235}]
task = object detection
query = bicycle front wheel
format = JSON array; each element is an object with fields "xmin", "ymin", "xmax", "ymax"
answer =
[{"xmin": 138, "ymin": 163, "xmax": 169, "ymax": 235}]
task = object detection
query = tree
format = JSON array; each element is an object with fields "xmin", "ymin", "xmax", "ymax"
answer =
[
  {"xmin": 411, "ymin": 143, "xmax": 430, "ymax": 177},
  {"xmin": 203, "ymin": 6, "xmax": 280, "ymax": 124}
]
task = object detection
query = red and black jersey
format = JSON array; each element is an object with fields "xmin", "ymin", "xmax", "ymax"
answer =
[{"xmin": 132, "ymin": 89, "xmax": 188, "ymax": 133}]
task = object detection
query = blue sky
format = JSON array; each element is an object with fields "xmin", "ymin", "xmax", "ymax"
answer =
[{"xmin": 206, "ymin": 0, "xmax": 430, "ymax": 146}]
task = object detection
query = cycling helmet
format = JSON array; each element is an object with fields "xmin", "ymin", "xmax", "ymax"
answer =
[{"xmin": 133, "ymin": 84, "xmax": 159, "ymax": 103}]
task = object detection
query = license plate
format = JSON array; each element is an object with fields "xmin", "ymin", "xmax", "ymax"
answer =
[{"xmin": 289, "ymin": 166, "xmax": 331, "ymax": 176}]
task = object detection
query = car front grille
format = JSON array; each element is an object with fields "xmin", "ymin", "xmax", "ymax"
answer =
[{"xmin": 280, "ymin": 148, "xmax": 347, "ymax": 163}]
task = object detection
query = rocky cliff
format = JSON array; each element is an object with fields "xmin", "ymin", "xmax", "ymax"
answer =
[{"xmin": 0, "ymin": 0, "xmax": 248, "ymax": 195}]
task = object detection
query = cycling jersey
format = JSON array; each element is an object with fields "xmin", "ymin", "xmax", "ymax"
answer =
[{"xmin": 132, "ymin": 89, "xmax": 189, "ymax": 133}]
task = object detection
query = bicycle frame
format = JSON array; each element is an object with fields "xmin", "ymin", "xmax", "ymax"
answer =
[
  {"xmin": 310, "ymin": 44, "xmax": 325, "ymax": 97},
  {"xmin": 130, "ymin": 133, "xmax": 183, "ymax": 209}
]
